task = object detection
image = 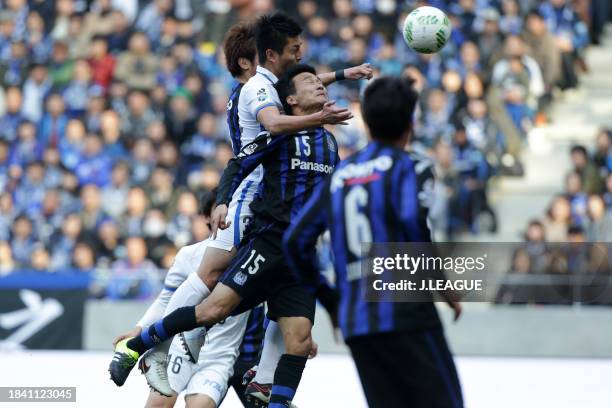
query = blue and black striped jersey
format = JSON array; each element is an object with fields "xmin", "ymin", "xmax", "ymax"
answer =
[
  {"xmin": 284, "ymin": 141, "xmax": 441, "ymax": 340},
  {"xmin": 226, "ymin": 81, "xmax": 244, "ymax": 155},
  {"xmin": 216, "ymin": 127, "xmax": 340, "ymax": 226}
]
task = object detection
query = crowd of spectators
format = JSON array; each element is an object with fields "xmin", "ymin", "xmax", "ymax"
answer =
[
  {"xmin": 0, "ymin": 0, "xmax": 602, "ymax": 298},
  {"xmin": 497, "ymin": 128, "xmax": 612, "ymax": 304}
]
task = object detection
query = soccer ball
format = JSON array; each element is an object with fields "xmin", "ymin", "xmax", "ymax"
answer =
[{"xmin": 403, "ymin": 6, "xmax": 451, "ymax": 54}]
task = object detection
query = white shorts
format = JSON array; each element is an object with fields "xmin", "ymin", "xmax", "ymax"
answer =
[
  {"xmin": 207, "ymin": 193, "xmax": 254, "ymax": 252},
  {"xmin": 167, "ymin": 312, "xmax": 250, "ymax": 405},
  {"xmin": 184, "ymin": 363, "xmax": 232, "ymax": 406}
]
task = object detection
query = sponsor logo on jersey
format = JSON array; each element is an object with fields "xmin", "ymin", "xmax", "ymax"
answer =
[
  {"xmin": 239, "ymin": 143, "xmax": 258, "ymax": 157},
  {"xmin": 331, "ymin": 156, "xmax": 393, "ymax": 192},
  {"xmin": 227, "ymin": 99, "xmax": 233, "ymax": 110},
  {"xmin": 257, "ymin": 88, "xmax": 267, "ymax": 102},
  {"xmin": 233, "ymin": 272, "xmax": 247, "ymax": 286},
  {"xmin": 290, "ymin": 158, "xmax": 335, "ymax": 173}
]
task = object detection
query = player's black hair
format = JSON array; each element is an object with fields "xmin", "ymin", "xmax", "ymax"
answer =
[
  {"xmin": 274, "ymin": 63, "xmax": 317, "ymax": 115},
  {"xmin": 200, "ymin": 188, "xmax": 218, "ymax": 217},
  {"xmin": 223, "ymin": 22, "xmax": 256, "ymax": 78},
  {"xmin": 254, "ymin": 11, "xmax": 303, "ymax": 64},
  {"xmin": 362, "ymin": 76, "xmax": 418, "ymax": 142}
]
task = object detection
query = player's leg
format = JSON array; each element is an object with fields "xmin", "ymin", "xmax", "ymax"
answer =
[
  {"xmin": 252, "ymin": 321, "xmax": 284, "ymax": 384},
  {"xmin": 164, "ymin": 247, "xmax": 236, "ymax": 317},
  {"xmin": 185, "ymin": 394, "xmax": 216, "ymax": 408},
  {"xmin": 144, "ymin": 390, "xmax": 177, "ymax": 408},
  {"xmin": 349, "ymin": 329, "xmax": 463, "ymax": 408},
  {"xmin": 245, "ymin": 321, "xmax": 285, "ymax": 403},
  {"xmin": 266, "ymin": 285, "xmax": 316, "ymax": 408},
  {"xmin": 347, "ymin": 334, "xmax": 407, "ymax": 408}
]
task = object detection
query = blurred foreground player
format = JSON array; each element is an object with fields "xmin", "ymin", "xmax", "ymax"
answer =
[{"xmin": 284, "ymin": 77, "xmax": 464, "ymax": 408}]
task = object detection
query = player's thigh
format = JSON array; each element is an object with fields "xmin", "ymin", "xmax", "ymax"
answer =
[
  {"xmin": 144, "ymin": 390, "xmax": 177, "ymax": 408},
  {"xmin": 197, "ymin": 246, "xmax": 236, "ymax": 288},
  {"xmin": 195, "ymin": 282, "xmax": 243, "ymax": 325},
  {"xmin": 185, "ymin": 394, "xmax": 216, "ymax": 408},
  {"xmin": 218, "ymin": 232, "xmax": 280, "ymax": 306}
]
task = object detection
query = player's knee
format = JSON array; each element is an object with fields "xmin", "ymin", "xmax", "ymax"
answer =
[
  {"xmin": 185, "ymin": 394, "xmax": 216, "ymax": 408},
  {"xmin": 284, "ymin": 328, "xmax": 313, "ymax": 357},
  {"xmin": 145, "ymin": 392, "xmax": 176, "ymax": 408}
]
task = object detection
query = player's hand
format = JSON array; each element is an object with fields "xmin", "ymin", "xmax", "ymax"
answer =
[
  {"xmin": 319, "ymin": 101, "xmax": 353, "ymax": 125},
  {"xmin": 308, "ymin": 341, "xmax": 319, "ymax": 359},
  {"xmin": 344, "ymin": 63, "xmax": 373, "ymax": 80},
  {"xmin": 210, "ymin": 204, "xmax": 230, "ymax": 239},
  {"xmin": 113, "ymin": 326, "xmax": 142, "ymax": 347}
]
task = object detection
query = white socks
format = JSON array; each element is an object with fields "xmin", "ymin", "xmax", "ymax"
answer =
[{"xmin": 253, "ymin": 321, "xmax": 285, "ymax": 384}]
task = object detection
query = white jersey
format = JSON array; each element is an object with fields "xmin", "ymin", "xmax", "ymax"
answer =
[
  {"xmin": 233, "ymin": 65, "xmax": 282, "ymax": 203},
  {"xmin": 138, "ymin": 238, "xmax": 251, "ymax": 403}
]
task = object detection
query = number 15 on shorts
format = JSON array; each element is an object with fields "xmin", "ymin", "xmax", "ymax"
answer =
[{"xmin": 241, "ymin": 250, "xmax": 266, "ymax": 275}]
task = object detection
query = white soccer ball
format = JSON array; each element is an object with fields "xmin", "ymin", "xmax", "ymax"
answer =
[{"xmin": 403, "ymin": 6, "xmax": 452, "ymax": 54}]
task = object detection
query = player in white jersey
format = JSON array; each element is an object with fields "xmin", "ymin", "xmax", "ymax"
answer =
[{"xmin": 113, "ymin": 194, "xmax": 255, "ymax": 408}]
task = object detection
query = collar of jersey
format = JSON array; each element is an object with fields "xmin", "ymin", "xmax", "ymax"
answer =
[{"xmin": 256, "ymin": 65, "xmax": 278, "ymax": 84}]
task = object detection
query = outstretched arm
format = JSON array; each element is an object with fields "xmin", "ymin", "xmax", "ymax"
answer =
[{"xmin": 318, "ymin": 63, "xmax": 374, "ymax": 86}]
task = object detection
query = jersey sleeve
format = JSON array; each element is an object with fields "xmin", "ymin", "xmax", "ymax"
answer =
[
  {"xmin": 216, "ymin": 132, "xmax": 287, "ymax": 205},
  {"xmin": 283, "ymin": 180, "xmax": 330, "ymax": 292},
  {"xmin": 244, "ymin": 83, "xmax": 280, "ymax": 119}
]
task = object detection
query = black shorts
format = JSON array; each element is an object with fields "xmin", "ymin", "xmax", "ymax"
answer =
[
  {"xmin": 347, "ymin": 328, "xmax": 463, "ymax": 408},
  {"xmin": 220, "ymin": 221, "xmax": 316, "ymax": 324}
]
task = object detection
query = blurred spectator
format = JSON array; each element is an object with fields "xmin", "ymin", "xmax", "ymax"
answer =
[
  {"xmin": 88, "ymin": 35, "xmax": 115, "ymax": 91},
  {"xmin": 593, "ymin": 129, "xmax": 611, "ymax": 180},
  {"xmin": 585, "ymin": 194, "xmax": 612, "ymax": 242},
  {"xmin": 114, "ymin": 32, "xmax": 158, "ymax": 91},
  {"xmin": 123, "ymin": 186, "xmax": 149, "ymax": 236},
  {"xmin": 31, "ymin": 245, "xmax": 51, "ymax": 272},
  {"xmin": 22, "ymin": 64, "xmax": 51, "ymax": 122},
  {"xmin": 11, "ymin": 214, "xmax": 36, "ymax": 268},
  {"xmin": 0, "ymin": 86, "xmax": 23, "ymax": 142},
  {"xmin": 38, "ymin": 93, "xmax": 68, "ymax": 148},
  {"xmin": 564, "ymin": 170, "xmax": 588, "ymax": 226},
  {"xmin": 102, "ymin": 161, "xmax": 131, "ymax": 219},
  {"xmin": 570, "ymin": 144, "xmax": 604, "ymax": 194},
  {"xmin": 523, "ymin": 9, "xmax": 561, "ymax": 112},
  {"xmin": 48, "ymin": 41, "xmax": 74, "ymax": 88},
  {"xmin": 539, "ymin": 0, "xmax": 589, "ymax": 89},
  {"xmin": 491, "ymin": 35, "xmax": 544, "ymax": 138},
  {"xmin": 10, "ymin": 121, "xmax": 42, "ymax": 167},
  {"xmin": 75, "ymin": 134, "xmax": 113, "ymax": 186},
  {"xmin": 72, "ymin": 241, "xmax": 96, "ymax": 273},
  {"xmin": 107, "ymin": 236, "xmax": 158, "ymax": 299},
  {"xmin": 164, "ymin": 88, "xmax": 197, "ymax": 146},
  {"xmin": 96, "ymin": 219, "xmax": 124, "ymax": 268},
  {"xmin": 121, "ymin": 89, "xmax": 157, "ymax": 140},
  {"xmin": 14, "ymin": 161, "xmax": 46, "ymax": 215},
  {"xmin": 80, "ymin": 184, "xmax": 107, "ymax": 234},
  {"xmin": 542, "ymin": 195, "xmax": 571, "ymax": 241}
]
